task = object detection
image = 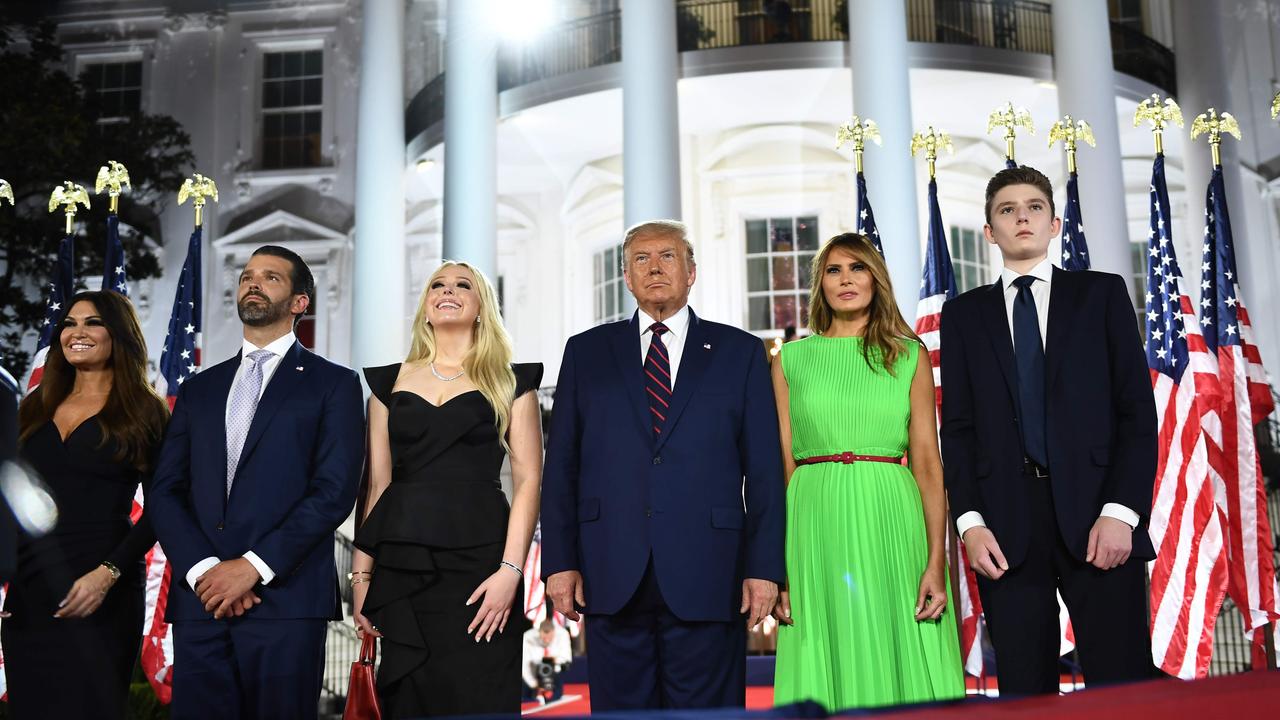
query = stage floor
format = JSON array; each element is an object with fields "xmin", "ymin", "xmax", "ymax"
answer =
[{"xmin": 520, "ymin": 672, "xmax": 1279, "ymax": 717}]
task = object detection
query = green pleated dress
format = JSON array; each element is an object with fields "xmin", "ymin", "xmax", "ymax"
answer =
[{"xmin": 773, "ymin": 335, "xmax": 965, "ymax": 710}]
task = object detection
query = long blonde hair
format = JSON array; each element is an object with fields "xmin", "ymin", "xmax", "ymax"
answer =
[
  {"xmin": 807, "ymin": 233, "xmax": 920, "ymax": 374},
  {"xmin": 406, "ymin": 261, "xmax": 517, "ymax": 448}
]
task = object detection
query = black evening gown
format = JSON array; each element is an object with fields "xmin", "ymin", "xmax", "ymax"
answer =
[
  {"xmin": 357, "ymin": 362, "xmax": 542, "ymax": 718},
  {"xmin": 2, "ymin": 418, "xmax": 156, "ymax": 720}
]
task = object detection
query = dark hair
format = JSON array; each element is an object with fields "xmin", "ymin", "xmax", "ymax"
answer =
[
  {"xmin": 18, "ymin": 291, "xmax": 169, "ymax": 472},
  {"xmin": 251, "ymin": 245, "xmax": 315, "ymax": 327},
  {"xmin": 984, "ymin": 165, "xmax": 1055, "ymax": 224}
]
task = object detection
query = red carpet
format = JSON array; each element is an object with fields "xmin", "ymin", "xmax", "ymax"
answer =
[{"xmin": 520, "ymin": 672, "xmax": 1280, "ymax": 716}]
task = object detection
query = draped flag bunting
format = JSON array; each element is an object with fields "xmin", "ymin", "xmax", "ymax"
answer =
[
  {"xmin": 1199, "ymin": 164, "xmax": 1280, "ymax": 640},
  {"xmin": 102, "ymin": 212, "xmax": 130, "ymax": 296},
  {"xmin": 25, "ymin": 234, "xmax": 75, "ymax": 392},
  {"xmin": 855, "ymin": 171, "xmax": 883, "ymax": 256},
  {"xmin": 1144, "ymin": 153, "xmax": 1229, "ymax": 679},
  {"xmin": 1060, "ymin": 171, "xmax": 1091, "ymax": 271}
]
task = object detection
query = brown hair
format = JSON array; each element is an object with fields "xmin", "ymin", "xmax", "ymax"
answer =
[
  {"xmin": 984, "ymin": 165, "xmax": 1055, "ymax": 224},
  {"xmin": 18, "ymin": 291, "xmax": 169, "ymax": 472},
  {"xmin": 807, "ymin": 233, "xmax": 919, "ymax": 374}
]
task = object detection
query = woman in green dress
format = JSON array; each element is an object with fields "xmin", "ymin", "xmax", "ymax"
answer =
[{"xmin": 771, "ymin": 233, "xmax": 964, "ymax": 710}]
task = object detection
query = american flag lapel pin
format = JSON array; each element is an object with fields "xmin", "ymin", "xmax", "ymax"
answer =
[
  {"xmin": 703, "ymin": 343, "xmax": 711, "ymax": 350},
  {"xmin": 296, "ymin": 366, "xmax": 304, "ymax": 371}
]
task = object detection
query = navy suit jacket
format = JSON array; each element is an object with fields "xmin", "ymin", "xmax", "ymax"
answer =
[
  {"xmin": 148, "ymin": 341, "xmax": 364, "ymax": 622},
  {"xmin": 541, "ymin": 309, "xmax": 786, "ymax": 622},
  {"xmin": 939, "ymin": 268, "xmax": 1158, "ymax": 568}
]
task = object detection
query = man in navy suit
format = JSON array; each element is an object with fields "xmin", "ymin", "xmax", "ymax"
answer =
[
  {"xmin": 542, "ymin": 220, "xmax": 785, "ymax": 710},
  {"xmin": 940, "ymin": 167, "xmax": 1158, "ymax": 694},
  {"xmin": 149, "ymin": 245, "xmax": 363, "ymax": 719}
]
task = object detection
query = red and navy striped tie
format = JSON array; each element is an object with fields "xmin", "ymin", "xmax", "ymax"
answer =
[{"xmin": 645, "ymin": 322, "xmax": 672, "ymax": 437}]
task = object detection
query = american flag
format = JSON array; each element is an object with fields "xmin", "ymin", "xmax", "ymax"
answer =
[
  {"xmin": 102, "ymin": 213, "xmax": 130, "ymax": 297},
  {"xmin": 25, "ymin": 233, "xmax": 76, "ymax": 392},
  {"xmin": 914, "ymin": 177, "xmax": 985, "ymax": 673},
  {"xmin": 1143, "ymin": 153, "xmax": 1229, "ymax": 679},
  {"xmin": 1059, "ymin": 171, "xmax": 1091, "ymax": 271},
  {"xmin": 522, "ymin": 522, "xmax": 578, "ymax": 636},
  {"xmin": 1199, "ymin": 164, "xmax": 1280, "ymax": 641},
  {"xmin": 137, "ymin": 225, "xmax": 205, "ymax": 703},
  {"xmin": 855, "ymin": 171, "xmax": 883, "ymax": 257}
]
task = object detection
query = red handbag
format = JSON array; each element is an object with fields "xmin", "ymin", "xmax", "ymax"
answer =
[{"xmin": 343, "ymin": 633, "xmax": 382, "ymax": 720}]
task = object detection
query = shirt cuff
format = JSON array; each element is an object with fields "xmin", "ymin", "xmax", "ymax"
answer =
[
  {"xmin": 186, "ymin": 557, "xmax": 220, "ymax": 591},
  {"xmin": 1100, "ymin": 503, "xmax": 1140, "ymax": 530},
  {"xmin": 956, "ymin": 511, "xmax": 987, "ymax": 539},
  {"xmin": 243, "ymin": 551, "xmax": 275, "ymax": 585}
]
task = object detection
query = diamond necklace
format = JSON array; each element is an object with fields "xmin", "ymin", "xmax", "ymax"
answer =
[{"xmin": 429, "ymin": 361, "xmax": 465, "ymax": 382}]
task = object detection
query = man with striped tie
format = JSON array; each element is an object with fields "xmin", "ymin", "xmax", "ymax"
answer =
[{"xmin": 542, "ymin": 220, "xmax": 786, "ymax": 711}]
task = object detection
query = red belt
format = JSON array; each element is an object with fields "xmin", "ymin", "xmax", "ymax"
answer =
[{"xmin": 795, "ymin": 452, "xmax": 903, "ymax": 466}]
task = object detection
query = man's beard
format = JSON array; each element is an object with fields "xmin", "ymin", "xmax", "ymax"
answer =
[{"xmin": 237, "ymin": 292, "xmax": 293, "ymax": 327}]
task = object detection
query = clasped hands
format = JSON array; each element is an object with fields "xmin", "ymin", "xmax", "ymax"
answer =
[{"xmin": 194, "ymin": 558, "xmax": 263, "ymax": 619}]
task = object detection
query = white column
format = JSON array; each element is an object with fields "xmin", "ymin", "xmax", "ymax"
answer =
[
  {"xmin": 1051, "ymin": 0, "xmax": 1131, "ymax": 277},
  {"xmin": 848, "ymin": 0, "xmax": 920, "ymax": 320},
  {"xmin": 443, "ymin": 0, "xmax": 498, "ymax": 279},
  {"xmin": 353, "ymin": 0, "xmax": 407, "ymax": 368},
  {"xmin": 622, "ymin": 0, "xmax": 681, "ymax": 224}
]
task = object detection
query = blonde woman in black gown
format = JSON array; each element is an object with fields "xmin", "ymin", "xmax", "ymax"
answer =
[
  {"xmin": 351, "ymin": 261, "xmax": 543, "ymax": 717},
  {"xmin": 4, "ymin": 290, "xmax": 168, "ymax": 719}
]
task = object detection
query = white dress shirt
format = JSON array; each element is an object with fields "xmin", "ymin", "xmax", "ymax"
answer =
[
  {"xmin": 185, "ymin": 331, "xmax": 297, "ymax": 591},
  {"xmin": 955, "ymin": 259, "xmax": 1140, "ymax": 539},
  {"xmin": 638, "ymin": 305, "xmax": 690, "ymax": 388}
]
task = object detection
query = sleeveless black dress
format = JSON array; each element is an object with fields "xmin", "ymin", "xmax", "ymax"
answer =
[
  {"xmin": 358, "ymin": 362, "xmax": 542, "ymax": 718},
  {"xmin": 2, "ymin": 418, "xmax": 156, "ymax": 720}
]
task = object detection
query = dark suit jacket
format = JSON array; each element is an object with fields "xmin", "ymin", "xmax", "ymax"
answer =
[
  {"xmin": 940, "ymin": 268, "xmax": 1158, "ymax": 567},
  {"xmin": 541, "ymin": 309, "xmax": 786, "ymax": 622},
  {"xmin": 148, "ymin": 341, "xmax": 364, "ymax": 621}
]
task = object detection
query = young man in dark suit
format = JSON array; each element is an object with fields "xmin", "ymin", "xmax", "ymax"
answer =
[
  {"xmin": 149, "ymin": 246, "xmax": 364, "ymax": 719},
  {"xmin": 940, "ymin": 166, "xmax": 1159, "ymax": 694}
]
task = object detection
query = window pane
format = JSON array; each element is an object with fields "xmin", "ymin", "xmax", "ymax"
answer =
[
  {"xmin": 798, "ymin": 294, "xmax": 810, "ymax": 327},
  {"xmin": 798, "ymin": 253, "xmax": 815, "ymax": 289},
  {"xmin": 594, "ymin": 289, "xmax": 602, "ymax": 322},
  {"xmin": 748, "ymin": 297, "xmax": 770, "ymax": 331},
  {"xmin": 264, "ymin": 81, "xmax": 282, "ymax": 108},
  {"xmin": 796, "ymin": 217, "xmax": 818, "ymax": 250},
  {"xmin": 283, "ymin": 79, "xmax": 302, "ymax": 107},
  {"xmin": 593, "ymin": 253, "xmax": 602, "ymax": 286},
  {"xmin": 265, "ymin": 52, "xmax": 283, "ymax": 78},
  {"xmin": 771, "ymin": 220, "xmax": 794, "ymax": 252},
  {"xmin": 284, "ymin": 51, "xmax": 302, "ymax": 77},
  {"xmin": 304, "ymin": 50, "xmax": 322, "ymax": 75},
  {"xmin": 124, "ymin": 61, "xmax": 142, "ymax": 86},
  {"xmin": 617, "ymin": 279, "xmax": 627, "ymax": 316},
  {"xmin": 304, "ymin": 77, "xmax": 322, "ymax": 105},
  {"xmin": 772, "ymin": 256, "xmax": 796, "ymax": 291},
  {"xmin": 773, "ymin": 296, "xmax": 797, "ymax": 330},
  {"xmin": 746, "ymin": 220, "xmax": 767, "ymax": 254},
  {"xmin": 746, "ymin": 257, "xmax": 769, "ymax": 293},
  {"xmin": 605, "ymin": 285, "xmax": 616, "ymax": 317}
]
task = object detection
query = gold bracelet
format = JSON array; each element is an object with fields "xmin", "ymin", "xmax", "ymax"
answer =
[
  {"xmin": 350, "ymin": 577, "xmax": 371, "ymax": 586},
  {"xmin": 347, "ymin": 570, "xmax": 373, "ymax": 582}
]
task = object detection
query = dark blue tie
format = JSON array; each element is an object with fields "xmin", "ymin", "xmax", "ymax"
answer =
[
  {"xmin": 1012, "ymin": 276, "xmax": 1047, "ymax": 467},
  {"xmin": 644, "ymin": 323, "xmax": 672, "ymax": 437}
]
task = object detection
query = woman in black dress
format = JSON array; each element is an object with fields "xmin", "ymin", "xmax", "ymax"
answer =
[
  {"xmin": 352, "ymin": 261, "xmax": 543, "ymax": 717},
  {"xmin": 4, "ymin": 290, "xmax": 169, "ymax": 719}
]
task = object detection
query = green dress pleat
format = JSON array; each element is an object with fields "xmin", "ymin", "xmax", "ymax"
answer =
[{"xmin": 773, "ymin": 335, "xmax": 965, "ymax": 711}]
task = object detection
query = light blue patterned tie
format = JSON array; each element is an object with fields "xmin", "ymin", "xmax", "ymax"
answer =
[{"xmin": 226, "ymin": 349, "xmax": 273, "ymax": 496}]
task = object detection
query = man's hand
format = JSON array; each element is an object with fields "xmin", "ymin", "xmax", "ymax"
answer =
[
  {"xmin": 740, "ymin": 578, "xmax": 778, "ymax": 630},
  {"xmin": 962, "ymin": 526, "xmax": 1009, "ymax": 580},
  {"xmin": 1086, "ymin": 516, "xmax": 1132, "ymax": 570},
  {"xmin": 195, "ymin": 558, "xmax": 261, "ymax": 618},
  {"xmin": 219, "ymin": 591, "xmax": 263, "ymax": 619},
  {"xmin": 545, "ymin": 570, "xmax": 585, "ymax": 622}
]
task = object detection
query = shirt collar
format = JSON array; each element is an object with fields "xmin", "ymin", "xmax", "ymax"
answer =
[
  {"xmin": 1000, "ymin": 257, "xmax": 1053, "ymax": 292},
  {"xmin": 638, "ymin": 305, "xmax": 690, "ymax": 340},
  {"xmin": 242, "ymin": 331, "xmax": 297, "ymax": 360}
]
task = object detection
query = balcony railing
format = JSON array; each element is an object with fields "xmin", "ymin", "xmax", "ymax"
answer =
[{"xmin": 406, "ymin": 0, "xmax": 1175, "ymax": 143}]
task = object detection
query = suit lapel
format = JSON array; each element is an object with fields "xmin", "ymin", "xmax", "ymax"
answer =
[
  {"xmin": 980, "ymin": 280, "xmax": 1019, "ymax": 405},
  {"xmin": 235, "ymin": 341, "xmax": 309, "ymax": 476},
  {"xmin": 1044, "ymin": 266, "xmax": 1075, "ymax": 392},
  {"xmin": 608, "ymin": 313, "xmax": 653, "ymax": 446},
  {"xmin": 655, "ymin": 309, "xmax": 709, "ymax": 453}
]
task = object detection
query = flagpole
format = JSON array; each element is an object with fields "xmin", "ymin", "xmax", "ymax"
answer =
[
  {"xmin": 178, "ymin": 173, "xmax": 219, "ymax": 228},
  {"xmin": 48, "ymin": 180, "xmax": 89, "ymax": 236},
  {"xmin": 838, "ymin": 116, "xmax": 885, "ymax": 256},
  {"xmin": 987, "ymin": 101, "xmax": 1034, "ymax": 167},
  {"xmin": 96, "ymin": 161, "xmax": 132, "ymax": 296}
]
